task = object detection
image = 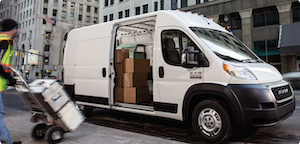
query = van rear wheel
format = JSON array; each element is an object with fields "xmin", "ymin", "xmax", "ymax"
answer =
[{"xmin": 192, "ymin": 99, "xmax": 232, "ymax": 144}]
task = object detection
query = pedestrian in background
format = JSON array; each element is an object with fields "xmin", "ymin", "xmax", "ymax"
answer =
[{"xmin": 0, "ymin": 19, "xmax": 21, "ymax": 144}]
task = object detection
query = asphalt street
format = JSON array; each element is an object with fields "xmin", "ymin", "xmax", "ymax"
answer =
[{"xmin": 3, "ymin": 89, "xmax": 300, "ymax": 144}]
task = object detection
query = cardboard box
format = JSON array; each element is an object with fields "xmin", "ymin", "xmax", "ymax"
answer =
[
  {"xmin": 124, "ymin": 58, "xmax": 150, "ymax": 73},
  {"xmin": 124, "ymin": 87, "xmax": 150, "ymax": 104},
  {"xmin": 115, "ymin": 87, "xmax": 124, "ymax": 102},
  {"xmin": 116, "ymin": 76, "xmax": 123, "ymax": 88},
  {"xmin": 115, "ymin": 63, "xmax": 124, "ymax": 77},
  {"xmin": 115, "ymin": 49, "xmax": 129, "ymax": 63},
  {"xmin": 123, "ymin": 73, "xmax": 148, "ymax": 87}
]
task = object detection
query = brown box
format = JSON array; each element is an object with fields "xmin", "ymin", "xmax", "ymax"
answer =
[
  {"xmin": 124, "ymin": 58, "xmax": 150, "ymax": 73},
  {"xmin": 124, "ymin": 87, "xmax": 150, "ymax": 104},
  {"xmin": 116, "ymin": 76, "xmax": 123, "ymax": 87},
  {"xmin": 115, "ymin": 63, "xmax": 124, "ymax": 77},
  {"xmin": 115, "ymin": 87, "xmax": 124, "ymax": 102},
  {"xmin": 115, "ymin": 49, "xmax": 129, "ymax": 63},
  {"xmin": 123, "ymin": 73, "xmax": 148, "ymax": 87}
]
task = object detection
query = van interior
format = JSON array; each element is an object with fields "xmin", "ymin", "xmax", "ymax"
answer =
[{"xmin": 113, "ymin": 17, "xmax": 157, "ymax": 111}]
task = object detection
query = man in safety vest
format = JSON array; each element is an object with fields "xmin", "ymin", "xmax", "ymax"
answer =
[{"xmin": 0, "ymin": 19, "xmax": 21, "ymax": 144}]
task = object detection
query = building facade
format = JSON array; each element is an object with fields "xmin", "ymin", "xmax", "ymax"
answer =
[{"xmin": 0, "ymin": 0, "xmax": 100, "ymax": 82}]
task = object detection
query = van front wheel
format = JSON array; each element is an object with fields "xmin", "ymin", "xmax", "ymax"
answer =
[{"xmin": 192, "ymin": 100, "xmax": 232, "ymax": 144}]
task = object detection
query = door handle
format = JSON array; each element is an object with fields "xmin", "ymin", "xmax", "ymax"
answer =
[
  {"xmin": 159, "ymin": 66, "xmax": 164, "ymax": 78},
  {"xmin": 102, "ymin": 68, "xmax": 106, "ymax": 77}
]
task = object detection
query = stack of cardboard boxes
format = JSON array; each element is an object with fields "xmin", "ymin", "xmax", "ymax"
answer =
[{"xmin": 115, "ymin": 49, "xmax": 151, "ymax": 104}]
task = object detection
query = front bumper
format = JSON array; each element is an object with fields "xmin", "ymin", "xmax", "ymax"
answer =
[{"xmin": 228, "ymin": 81, "xmax": 295, "ymax": 128}]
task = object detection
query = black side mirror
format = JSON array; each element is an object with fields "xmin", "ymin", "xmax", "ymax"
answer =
[{"xmin": 181, "ymin": 46, "xmax": 209, "ymax": 68}]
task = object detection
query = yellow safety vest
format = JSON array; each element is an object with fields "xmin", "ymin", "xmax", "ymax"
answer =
[{"xmin": 0, "ymin": 34, "xmax": 13, "ymax": 92}]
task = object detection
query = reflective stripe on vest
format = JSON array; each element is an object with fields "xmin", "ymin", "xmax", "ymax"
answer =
[{"xmin": 0, "ymin": 34, "xmax": 13, "ymax": 92}]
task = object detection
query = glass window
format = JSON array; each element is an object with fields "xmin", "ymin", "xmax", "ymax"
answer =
[
  {"xmin": 104, "ymin": 15, "xmax": 108, "ymax": 22},
  {"xmin": 105, "ymin": 0, "xmax": 109, "ymax": 6},
  {"xmin": 154, "ymin": 2, "xmax": 158, "ymax": 11},
  {"xmin": 45, "ymin": 45, "xmax": 50, "ymax": 51},
  {"xmin": 135, "ymin": 6, "xmax": 140, "ymax": 15},
  {"xmin": 43, "ymin": 8, "xmax": 47, "ymax": 15},
  {"xmin": 62, "ymin": 0, "xmax": 67, "ymax": 7},
  {"xmin": 181, "ymin": 0, "xmax": 187, "ymax": 8},
  {"xmin": 71, "ymin": 2, "xmax": 75, "ymax": 10},
  {"xmin": 143, "ymin": 4, "xmax": 148, "ymax": 14},
  {"xmin": 53, "ymin": 9, "xmax": 57, "ymax": 17},
  {"xmin": 79, "ymin": 15, "xmax": 82, "ymax": 21},
  {"xmin": 292, "ymin": 2, "xmax": 300, "ymax": 22},
  {"xmin": 70, "ymin": 13, "xmax": 74, "ymax": 21},
  {"xmin": 160, "ymin": 0, "xmax": 164, "ymax": 10},
  {"xmin": 125, "ymin": 9, "xmax": 130, "ymax": 17},
  {"xmin": 44, "ymin": 0, "xmax": 48, "ymax": 4},
  {"xmin": 95, "ymin": 0, "xmax": 99, "ymax": 3},
  {"xmin": 219, "ymin": 12, "xmax": 242, "ymax": 30},
  {"xmin": 79, "ymin": 4, "xmax": 83, "ymax": 11},
  {"xmin": 62, "ymin": 11, "xmax": 66, "ymax": 19},
  {"xmin": 109, "ymin": 14, "xmax": 113, "ymax": 21},
  {"xmin": 253, "ymin": 6, "xmax": 279, "ymax": 27},
  {"xmin": 95, "ymin": 7, "xmax": 98, "ymax": 14},
  {"xmin": 87, "ymin": 6, "xmax": 90, "ymax": 12},
  {"xmin": 111, "ymin": 0, "xmax": 114, "ymax": 5},
  {"xmin": 53, "ymin": 0, "xmax": 58, "ymax": 6},
  {"xmin": 86, "ymin": 16, "xmax": 90, "ymax": 22},
  {"xmin": 171, "ymin": 0, "xmax": 177, "ymax": 10},
  {"xmin": 94, "ymin": 17, "xmax": 98, "ymax": 24},
  {"xmin": 119, "ymin": 11, "xmax": 123, "ymax": 19},
  {"xmin": 191, "ymin": 27, "xmax": 260, "ymax": 62},
  {"xmin": 43, "ymin": 19, "xmax": 46, "ymax": 24},
  {"xmin": 161, "ymin": 30, "xmax": 202, "ymax": 65},
  {"xmin": 254, "ymin": 40, "xmax": 280, "ymax": 62}
]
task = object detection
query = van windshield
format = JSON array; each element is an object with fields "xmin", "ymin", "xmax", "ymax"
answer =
[{"xmin": 190, "ymin": 27, "xmax": 261, "ymax": 63}]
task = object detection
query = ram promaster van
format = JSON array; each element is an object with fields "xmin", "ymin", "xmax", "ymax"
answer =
[{"xmin": 63, "ymin": 10, "xmax": 295, "ymax": 143}]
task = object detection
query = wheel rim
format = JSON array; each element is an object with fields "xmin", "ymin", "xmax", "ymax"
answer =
[
  {"xmin": 198, "ymin": 108, "xmax": 222, "ymax": 137},
  {"xmin": 51, "ymin": 131, "xmax": 62, "ymax": 140}
]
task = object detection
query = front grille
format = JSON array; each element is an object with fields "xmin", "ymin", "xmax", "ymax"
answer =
[{"xmin": 271, "ymin": 85, "xmax": 292, "ymax": 101}]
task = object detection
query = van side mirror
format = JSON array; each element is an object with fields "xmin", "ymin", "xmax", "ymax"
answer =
[{"xmin": 181, "ymin": 46, "xmax": 209, "ymax": 68}]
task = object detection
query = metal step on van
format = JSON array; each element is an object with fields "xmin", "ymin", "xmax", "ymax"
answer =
[{"xmin": 63, "ymin": 10, "xmax": 295, "ymax": 143}]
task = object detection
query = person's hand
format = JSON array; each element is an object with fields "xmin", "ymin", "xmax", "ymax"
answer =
[{"xmin": 8, "ymin": 78, "xmax": 16, "ymax": 86}]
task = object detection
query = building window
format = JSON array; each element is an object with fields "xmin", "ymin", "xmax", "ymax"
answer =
[
  {"xmin": 181, "ymin": 0, "xmax": 187, "ymax": 8},
  {"xmin": 79, "ymin": 15, "xmax": 82, "ymax": 21},
  {"xmin": 125, "ymin": 9, "xmax": 130, "ymax": 17},
  {"xmin": 71, "ymin": 2, "xmax": 75, "ymax": 10},
  {"xmin": 143, "ymin": 4, "xmax": 148, "ymax": 14},
  {"xmin": 79, "ymin": 4, "xmax": 83, "ymax": 11},
  {"xmin": 95, "ymin": 7, "xmax": 98, "ymax": 14},
  {"xmin": 32, "ymin": 19, "xmax": 34, "ymax": 24},
  {"xmin": 292, "ymin": 2, "xmax": 300, "ymax": 22},
  {"xmin": 87, "ymin": 6, "xmax": 90, "ymax": 12},
  {"xmin": 86, "ymin": 16, "xmax": 90, "ymax": 22},
  {"xmin": 196, "ymin": 0, "xmax": 200, "ymax": 4},
  {"xmin": 135, "ymin": 6, "xmax": 140, "ymax": 15},
  {"xmin": 109, "ymin": 14, "xmax": 113, "ymax": 21},
  {"xmin": 160, "ymin": 0, "xmax": 164, "ymax": 10},
  {"xmin": 30, "ymin": 9, "xmax": 32, "ymax": 16},
  {"xmin": 254, "ymin": 39, "xmax": 280, "ymax": 63},
  {"xmin": 44, "ymin": 0, "xmax": 48, "ymax": 4},
  {"xmin": 111, "ymin": 0, "xmax": 114, "ymax": 5},
  {"xmin": 29, "ymin": 20, "xmax": 31, "ymax": 26},
  {"xmin": 119, "ymin": 11, "xmax": 123, "ymax": 19},
  {"xmin": 120, "ymin": 0, "xmax": 123, "ymax": 2},
  {"xmin": 62, "ymin": 11, "xmax": 66, "ymax": 19},
  {"xmin": 62, "ymin": 0, "xmax": 67, "ymax": 7},
  {"xmin": 53, "ymin": 0, "xmax": 58, "ymax": 6},
  {"xmin": 44, "ymin": 45, "xmax": 50, "ymax": 51},
  {"xmin": 104, "ymin": 15, "xmax": 108, "ymax": 22},
  {"xmin": 154, "ymin": 2, "xmax": 158, "ymax": 11},
  {"xmin": 43, "ymin": 19, "xmax": 46, "ymax": 24},
  {"xmin": 43, "ymin": 8, "xmax": 47, "ymax": 15},
  {"xmin": 171, "ymin": 0, "xmax": 177, "ymax": 10},
  {"xmin": 94, "ymin": 17, "xmax": 98, "ymax": 24},
  {"xmin": 219, "ymin": 12, "xmax": 242, "ymax": 30},
  {"xmin": 105, "ymin": 0, "xmax": 109, "ymax": 6},
  {"xmin": 70, "ymin": 13, "xmax": 74, "ymax": 21},
  {"xmin": 253, "ymin": 6, "xmax": 279, "ymax": 27},
  {"xmin": 44, "ymin": 57, "xmax": 49, "ymax": 65},
  {"xmin": 53, "ymin": 10, "xmax": 57, "ymax": 17},
  {"xmin": 95, "ymin": 0, "xmax": 99, "ymax": 3},
  {"xmin": 26, "ymin": 11, "xmax": 28, "ymax": 17}
]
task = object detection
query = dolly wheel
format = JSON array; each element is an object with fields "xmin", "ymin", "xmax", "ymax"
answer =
[
  {"xmin": 31, "ymin": 123, "xmax": 47, "ymax": 140},
  {"xmin": 45, "ymin": 126, "xmax": 64, "ymax": 144}
]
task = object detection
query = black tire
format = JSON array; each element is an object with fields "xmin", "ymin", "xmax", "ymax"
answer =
[
  {"xmin": 31, "ymin": 123, "xmax": 47, "ymax": 140},
  {"xmin": 83, "ymin": 106, "xmax": 93, "ymax": 117},
  {"xmin": 192, "ymin": 99, "xmax": 232, "ymax": 144},
  {"xmin": 45, "ymin": 126, "xmax": 64, "ymax": 144}
]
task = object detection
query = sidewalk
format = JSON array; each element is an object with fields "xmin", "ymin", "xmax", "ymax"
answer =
[{"xmin": 4, "ymin": 107, "xmax": 186, "ymax": 144}]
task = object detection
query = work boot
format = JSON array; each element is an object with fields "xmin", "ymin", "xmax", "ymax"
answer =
[{"xmin": 12, "ymin": 141, "xmax": 22, "ymax": 144}]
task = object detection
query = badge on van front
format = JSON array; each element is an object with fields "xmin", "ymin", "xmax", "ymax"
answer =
[{"xmin": 190, "ymin": 72, "xmax": 202, "ymax": 79}]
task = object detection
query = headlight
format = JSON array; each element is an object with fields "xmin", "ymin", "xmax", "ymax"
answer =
[{"xmin": 223, "ymin": 62, "xmax": 257, "ymax": 80}]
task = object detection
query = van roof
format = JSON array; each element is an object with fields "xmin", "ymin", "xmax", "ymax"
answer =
[{"xmin": 71, "ymin": 10, "xmax": 228, "ymax": 34}]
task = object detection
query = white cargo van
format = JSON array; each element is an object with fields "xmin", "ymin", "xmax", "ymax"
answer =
[{"xmin": 63, "ymin": 10, "xmax": 295, "ymax": 143}]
